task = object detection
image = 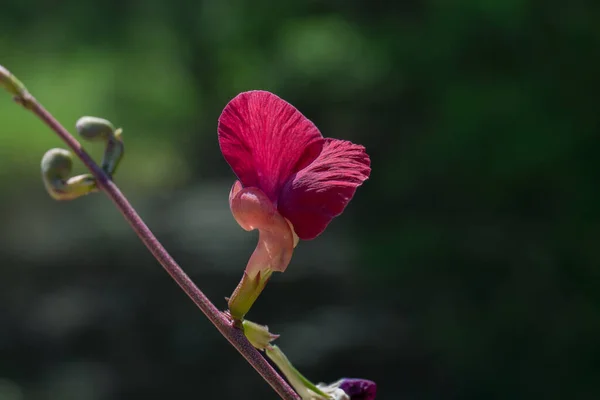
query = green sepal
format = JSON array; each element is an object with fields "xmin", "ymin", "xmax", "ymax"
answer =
[
  {"xmin": 228, "ymin": 269, "xmax": 272, "ymax": 321},
  {"xmin": 242, "ymin": 320, "xmax": 279, "ymax": 350}
]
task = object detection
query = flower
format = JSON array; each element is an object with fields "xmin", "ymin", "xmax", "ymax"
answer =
[
  {"xmin": 315, "ymin": 378, "xmax": 377, "ymax": 400},
  {"xmin": 219, "ymin": 90, "xmax": 371, "ymax": 278},
  {"xmin": 337, "ymin": 379, "xmax": 377, "ymax": 400},
  {"xmin": 265, "ymin": 345, "xmax": 377, "ymax": 400}
]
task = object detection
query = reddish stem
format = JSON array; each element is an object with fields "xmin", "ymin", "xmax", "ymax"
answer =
[{"xmin": 16, "ymin": 90, "xmax": 300, "ymax": 400}]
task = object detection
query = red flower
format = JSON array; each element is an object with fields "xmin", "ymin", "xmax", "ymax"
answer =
[{"xmin": 219, "ymin": 91, "xmax": 370, "ymax": 276}]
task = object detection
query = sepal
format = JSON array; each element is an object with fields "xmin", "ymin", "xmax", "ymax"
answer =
[{"xmin": 241, "ymin": 320, "xmax": 279, "ymax": 350}]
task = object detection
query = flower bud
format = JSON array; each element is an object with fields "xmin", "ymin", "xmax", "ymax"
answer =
[
  {"xmin": 0, "ymin": 65, "xmax": 26, "ymax": 97},
  {"xmin": 41, "ymin": 148, "xmax": 73, "ymax": 179},
  {"xmin": 41, "ymin": 148, "xmax": 97, "ymax": 201},
  {"xmin": 75, "ymin": 116, "xmax": 124, "ymax": 176},
  {"xmin": 76, "ymin": 116, "xmax": 115, "ymax": 142}
]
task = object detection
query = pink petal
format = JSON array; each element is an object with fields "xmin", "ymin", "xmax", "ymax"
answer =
[
  {"xmin": 278, "ymin": 139, "xmax": 371, "ymax": 240},
  {"xmin": 218, "ymin": 91, "xmax": 324, "ymax": 202},
  {"xmin": 229, "ymin": 181, "xmax": 295, "ymax": 277}
]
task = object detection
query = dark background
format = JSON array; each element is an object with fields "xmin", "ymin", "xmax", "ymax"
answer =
[{"xmin": 1, "ymin": 1, "xmax": 599, "ymax": 399}]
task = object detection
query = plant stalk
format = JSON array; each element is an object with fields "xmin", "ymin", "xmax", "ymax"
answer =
[{"xmin": 2, "ymin": 66, "xmax": 299, "ymax": 400}]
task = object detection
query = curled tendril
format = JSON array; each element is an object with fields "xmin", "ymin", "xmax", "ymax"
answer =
[
  {"xmin": 76, "ymin": 116, "xmax": 124, "ymax": 176},
  {"xmin": 41, "ymin": 148, "xmax": 97, "ymax": 201}
]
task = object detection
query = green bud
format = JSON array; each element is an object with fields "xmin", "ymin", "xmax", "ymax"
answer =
[
  {"xmin": 41, "ymin": 148, "xmax": 73, "ymax": 179},
  {"xmin": 0, "ymin": 65, "xmax": 26, "ymax": 97},
  {"xmin": 75, "ymin": 116, "xmax": 124, "ymax": 176},
  {"xmin": 76, "ymin": 116, "xmax": 115, "ymax": 142},
  {"xmin": 242, "ymin": 320, "xmax": 279, "ymax": 351},
  {"xmin": 41, "ymin": 148, "xmax": 97, "ymax": 201}
]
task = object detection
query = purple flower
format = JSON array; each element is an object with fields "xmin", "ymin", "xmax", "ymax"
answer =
[
  {"xmin": 317, "ymin": 378, "xmax": 377, "ymax": 400},
  {"xmin": 339, "ymin": 378, "xmax": 377, "ymax": 400}
]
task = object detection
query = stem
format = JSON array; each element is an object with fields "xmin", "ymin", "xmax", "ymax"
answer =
[
  {"xmin": 4, "ymin": 69, "xmax": 300, "ymax": 400},
  {"xmin": 266, "ymin": 346, "xmax": 331, "ymax": 400}
]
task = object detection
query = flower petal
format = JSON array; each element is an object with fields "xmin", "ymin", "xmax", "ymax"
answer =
[
  {"xmin": 339, "ymin": 379, "xmax": 377, "ymax": 400},
  {"xmin": 229, "ymin": 181, "xmax": 295, "ymax": 277},
  {"xmin": 278, "ymin": 139, "xmax": 371, "ymax": 240},
  {"xmin": 218, "ymin": 91, "xmax": 325, "ymax": 202}
]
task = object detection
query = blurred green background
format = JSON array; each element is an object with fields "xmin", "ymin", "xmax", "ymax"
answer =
[{"xmin": 1, "ymin": 0, "xmax": 599, "ymax": 399}]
